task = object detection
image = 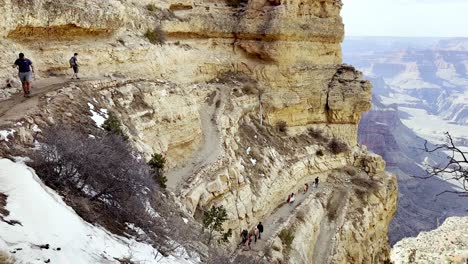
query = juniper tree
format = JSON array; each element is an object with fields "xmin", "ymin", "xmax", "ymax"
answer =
[{"xmin": 202, "ymin": 205, "xmax": 232, "ymax": 245}]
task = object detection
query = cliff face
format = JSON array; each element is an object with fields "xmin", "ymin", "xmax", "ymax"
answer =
[
  {"xmin": 0, "ymin": 1, "xmax": 395, "ymax": 263},
  {"xmin": 391, "ymin": 217, "xmax": 468, "ymax": 264}
]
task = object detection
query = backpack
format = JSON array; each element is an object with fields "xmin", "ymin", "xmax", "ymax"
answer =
[{"xmin": 69, "ymin": 57, "xmax": 76, "ymax": 67}]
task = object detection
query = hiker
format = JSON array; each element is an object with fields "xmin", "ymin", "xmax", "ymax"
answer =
[
  {"xmin": 304, "ymin": 183, "xmax": 309, "ymax": 193},
  {"xmin": 315, "ymin": 177, "xmax": 319, "ymax": 188},
  {"xmin": 287, "ymin": 194, "xmax": 291, "ymax": 203},
  {"xmin": 247, "ymin": 231, "xmax": 255, "ymax": 250},
  {"xmin": 289, "ymin": 193, "xmax": 295, "ymax": 205},
  {"xmin": 240, "ymin": 229, "xmax": 248, "ymax": 246},
  {"xmin": 257, "ymin": 222, "xmax": 264, "ymax": 239},
  {"xmin": 254, "ymin": 227, "xmax": 259, "ymax": 243},
  {"xmin": 69, "ymin": 53, "xmax": 80, "ymax": 79},
  {"xmin": 12, "ymin": 53, "xmax": 34, "ymax": 97}
]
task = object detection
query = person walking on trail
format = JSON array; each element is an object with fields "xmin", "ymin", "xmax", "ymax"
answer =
[
  {"xmin": 13, "ymin": 53, "xmax": 34, "ymax": 97},
  {"xmin": 247, "ymin": 231, "xmax": 255, "ymax": 250},
  {"xmin": 257, "ymin": 222, "xmax": 264, "ymax": 239},
  {"xmin": 287, "ymin": 194, "xmax": 291, "ymax": 203},
  {"xmin": 240, "ymin": 229, "xmax": 248, "ymax": 246},
  {"xmin": 315, "ymin": 177, "xmax": 319, "ymax": 188},
  {"xmin": 304, "ymin": 183, "xmax": 309, "ymax": 193},
  {"xmin": 289, "ymin": 193, "xmax": 295, "ymax": 205},
  {"xmin": 254, "ymin": 227, "xmax": 260, "ymax": 243},
  {"xmin": 69, "ymin": 53, "xmax": 80, "ymax": 79}
]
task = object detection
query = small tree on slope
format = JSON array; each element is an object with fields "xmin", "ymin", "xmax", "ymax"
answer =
[
  {"xmin": 148, "ymin": 153, "xmax": 167, "ymax": 188},
  {"xmin": 202, "ymin": 205, "xmax": 232, "ymax": 245}
]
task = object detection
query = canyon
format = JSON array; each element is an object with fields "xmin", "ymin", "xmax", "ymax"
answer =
[
  {"xmin": 4, "ymin": 1, "xmax": 461, "ymax": 264},
  {"xmin": 344, "ymin": 37, "xmax": 468, "ymax": 261}
]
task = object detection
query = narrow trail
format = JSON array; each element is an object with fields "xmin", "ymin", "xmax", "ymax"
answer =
[
  {"xmin": 0, "ymin": 77, "xmax": 90, "ymax": 124},
  {"xmin": 241, "ymin": 183, "xmax": 322, "ymax": 253},
  {"xmin": 166, "ymin": 90, "xmax": 225, "ymax": 192}
]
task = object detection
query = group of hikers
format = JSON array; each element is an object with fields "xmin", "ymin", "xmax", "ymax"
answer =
[
  {"xmin": 287, "ymin": 176, "xmax": 319, "ymax": 205},
  {"xmin": 238, "ymin": 176, "xmax": 320, "ymax": 251},
  {"xmin": 12, "ymin": 52, "xmax": 80, "ymax": 97},
  {"xmin": 239, "ymin": 222, "xmax": 264, "ymax": 250}
]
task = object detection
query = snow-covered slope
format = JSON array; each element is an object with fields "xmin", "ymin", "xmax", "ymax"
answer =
[{"xmin": 0, "ymin": 159, "xmax": 197, "ymax": 264}]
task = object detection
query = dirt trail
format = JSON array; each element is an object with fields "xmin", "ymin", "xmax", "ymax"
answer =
[
  {"xmin": 244, "ymin": 183, "xmax": 321, "ymax": 253},
  {"xmin": 166, "ymin": 90, "xmax": 225, "ymax": 191},
  {"xmin": 0, "ymin": 77, "xmax": 88, "ymax": 124}
]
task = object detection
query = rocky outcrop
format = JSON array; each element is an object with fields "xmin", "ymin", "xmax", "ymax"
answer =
[{"xmin": 391, "ymin": 217, "xmax": 468, "ymax": 264}]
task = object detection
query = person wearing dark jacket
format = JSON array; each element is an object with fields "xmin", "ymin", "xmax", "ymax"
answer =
[
  {"xmin": 13, "ymin": 53, "xmax": 34, "ymax": 97},
  {"xmin": 315, "ymin": 176, "xmax": 319, "ymax": 188},
  {"xmin": 257, "ymin": 222, "xmax": 264, "ymax": 239}
]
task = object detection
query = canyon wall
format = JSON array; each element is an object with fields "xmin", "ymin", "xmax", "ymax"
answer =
[{"xmin": 0, "ymin": 0, "xmax": 396, "ymax": 263}]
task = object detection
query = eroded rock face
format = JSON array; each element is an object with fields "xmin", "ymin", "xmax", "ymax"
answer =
[{"xmin": 391, "ymin": 217, "xmax": 468, "ymax": 264}]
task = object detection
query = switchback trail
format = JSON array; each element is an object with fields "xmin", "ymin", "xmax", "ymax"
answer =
[
  {"xmin": 242, "ymin": 183, "xmax": 322, "ymax": 253},
  {"xmin": 166, "ymin": 90, "xmax": 225, "ymax": 192}
]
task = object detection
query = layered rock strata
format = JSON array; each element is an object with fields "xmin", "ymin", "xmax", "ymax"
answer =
[{"xmin": 0, "ymin": 0, "xmax": 396, "ymax": 263}]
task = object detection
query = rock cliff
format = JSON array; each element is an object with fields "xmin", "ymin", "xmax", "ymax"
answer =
[
  {"xmin": 391, "ymin": 217, "xmax": 468, "ymax": 264},
  {"xmin": 0, "ymin": 0, "xmax": 396, "ymax": 263}
]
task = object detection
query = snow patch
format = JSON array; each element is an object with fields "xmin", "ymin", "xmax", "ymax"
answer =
[
  {"xmin": 0, "ymin": 159, "xmax": 198, "ymax": 264},
  {"xmin": 250, "ymin": 158, "xmax": 257, "ymax": 166},
  {"xmin": 88, "ymin": 103, "xmax": 109, "ymax": 128},
  {"xmin": 0, "ymin": 129, "xmax": 15, "ymax": 142},
  {"xmin": 246, "ymin": 147, "xmax": 251, "ymax": 155}
]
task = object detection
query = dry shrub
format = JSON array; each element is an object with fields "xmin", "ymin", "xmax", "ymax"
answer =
[
  {"xmin": 146, "ymin": 4, "xmax": 158, "ymax": 12},
  {"xmin": 241, "ymin": 83, "xmax": 258, "ymax": 95},
  {"xmin": 316, "ymin": 149, "xmax": 324, "ymax": 157},
  {"xmin": 276, "ymin": 120, "xmax": 288, "ymax": 133},
  {"xmin": 224, "ymin": 0, "xmax": 248, "ymax": 7},
  {"xmin": 308, "ymin": 128, "xmax": 328, "ymax": 143},
  {"xmin": 344, "ymin": 166, "xmax": 357, "ymax": 177},
  {"xmin": 215, "ymin": 99, "xmax": 221, "ymax": 108},
  {"xmin": 0, "ymin": 193, "xmax": 8, "ymax": 217},
  {"xmin": 351, "ymin": 177, "xmax": 379, "ymax": 190},
  {"xmin": 206, "ymin": 248, "xmax": 268, "ymax": 264},
  {"xmin": 0, "ymin": 251, "xmax": 16, "ymax": 264},
  {"xmin": 328, "ymin": 138, "xmax": 349, "ymax": 155},
  {"xmin": 326, "ymin": 189, "xmax": 345, "ymax": 221},
  {"xmin": 145, "ymin": 26, "xmax": 165, "ymax": 45},
  {"xmin": 296, "ymin": 210, "xmax": 306, "ymax": 222},
  {"xmin": 278, "ymin": 228, "xmax": 294, "ymax": 250}
]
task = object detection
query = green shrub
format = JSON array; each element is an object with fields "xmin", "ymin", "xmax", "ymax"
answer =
[
  {"xmin": 145, "ymin": 26, "xmax": 166, "ymax": 45},
  {"xmin": 102, "ymin": 112, "xmax": 128, "ymax": 140},
  {"xmin": 149, "ymin": 153, "xmax": 167, "ymax": 188},
  {"xmin": 278, "ymin": 228, "xmax": 294, "ymax": 249},
  {"xmin": 146, "ymin": 4, "xmax": 158, "ymax": 12},
  {"xmin": 202, "ymin": 205, "xmax": 232, "ymax": 245}
]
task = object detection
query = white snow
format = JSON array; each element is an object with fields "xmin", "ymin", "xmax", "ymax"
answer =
[
  {"xmin": 250, "ymin": 158, "xmax": 257, "ymax": 166},
  {"xmin": 88, "ymin": 103, "xmax": 109, "ymax": 128},
  {"xmin": 246, "ymin": 147, "xmax": 251, "ymax": 155},
  {"xmin": 32, "ymin": 124, "xmax": 41, "ymax": 133},
  {"xmin": 0, "ymin": 159, "xmax": 198, "ymax": 264},
  {"xmin": 0, "ymin": 129, "xmax": 15, "ymax": 142}
]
